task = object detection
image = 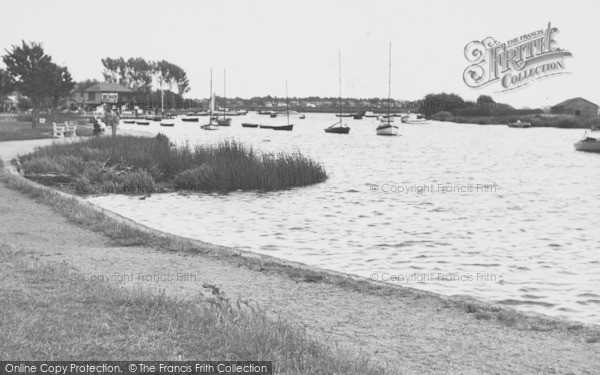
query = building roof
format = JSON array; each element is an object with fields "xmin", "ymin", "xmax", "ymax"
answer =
[
  {"xmin": 552, "ymin": 97, "xmax": 599, "ymax": 108},
  {"xmin": 84, "ymin": 83, "xmax": 133, "ymax": 93}
]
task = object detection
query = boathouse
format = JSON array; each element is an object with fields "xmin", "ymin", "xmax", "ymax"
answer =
[{"xmin": 550, "ymin": 97, "xmax": 599, "ymax": 118}]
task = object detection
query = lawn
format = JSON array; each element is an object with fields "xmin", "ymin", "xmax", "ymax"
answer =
[{"xmin": 0, "ymin": 119, "xmax": 94, "ymax": 141}]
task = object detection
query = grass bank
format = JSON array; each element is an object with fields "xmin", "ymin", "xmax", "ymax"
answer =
[
  {"xmin": 0, "ymin": 120, "xmax": 94, "ymax": 141},
  {"xmin": 431, "ymin": 112, "xmax": 600, "ymax": 128},
  {"xmin": 0, "ymin": 245, "xmax": 388, "ymax": 374},
  {"xmin": 18, "ymin": 134, "xmax": 327, "ymax": 194}
]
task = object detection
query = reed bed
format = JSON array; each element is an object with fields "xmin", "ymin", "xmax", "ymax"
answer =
[{"xmin": 18, "ymin": 134, "xmax": 328, "ymax": 194}]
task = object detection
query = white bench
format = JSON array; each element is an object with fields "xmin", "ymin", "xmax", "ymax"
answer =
[{"xmin": 53, "ymin": 121, "xmax": 78, "ymax": 138}]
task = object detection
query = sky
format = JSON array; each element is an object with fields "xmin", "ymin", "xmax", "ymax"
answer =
[{"xmin": 1, "ymin": 0, "xmax": 599, "ymax": 108}]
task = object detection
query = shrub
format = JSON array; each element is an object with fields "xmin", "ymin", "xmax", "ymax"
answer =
[
  {"xmin": 118, "ymin": 170, "xmax": 155, "ymax": 194},
  {"xmin": 431, "ymin": 111, "xmax": 454, "ymax": 122}
]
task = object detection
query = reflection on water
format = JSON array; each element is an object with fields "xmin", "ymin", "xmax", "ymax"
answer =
[{"xmin": 88, "ymin": 113, "xmax": 600, "ymax": 324}]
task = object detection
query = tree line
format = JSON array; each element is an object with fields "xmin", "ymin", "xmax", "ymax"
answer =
[{"xmin": 101, "ymin": 57, "xmax": 190, "ymax": 96}]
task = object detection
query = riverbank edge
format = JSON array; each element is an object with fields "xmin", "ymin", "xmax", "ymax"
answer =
[{"xmin": 1, "ymin": 163, "xmax": 599, "ymax": 342}]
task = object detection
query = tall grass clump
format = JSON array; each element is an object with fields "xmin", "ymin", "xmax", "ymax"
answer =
[{"xmin": 18, "ymin": 134, "xmax": 327, "ymax": 194}]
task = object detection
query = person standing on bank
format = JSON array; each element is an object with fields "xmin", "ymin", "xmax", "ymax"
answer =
[{"xmin": 103, "ymin": 108, "xmax": 120, "ymax": 136}]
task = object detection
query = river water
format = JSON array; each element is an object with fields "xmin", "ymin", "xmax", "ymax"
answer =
[{"xmin": 87, "ymin": 113, "xmax": 600, "ymax": 324}]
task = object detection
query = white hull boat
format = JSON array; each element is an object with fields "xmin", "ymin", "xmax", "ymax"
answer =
[
  {"xmin": 203, "ymin": 70, "xmax": 219, "ymax": 131},
  {"xmin": 508, "ymin": 119, "xmax": 531, "ymax": 128},
  {"xmin": 377, "ymin": 44, "xmax": 399, "ymax": 136},
  {"xmin": 376, "ymin": 121, "xmax": 399, "ymax": 136},
  {"xmin": 401, "ymin": 114, "xmax": 429, "ymax": 124}
]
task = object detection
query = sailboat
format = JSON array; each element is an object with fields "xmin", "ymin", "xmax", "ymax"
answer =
[
  {"xmin": 201, "ymin": 69, "xmax": 219, "ymax": 131},
  {"xmin": 325, "ymin": 51, "xmax": 350, "ymax": 134},
  {"xmin": 217, "ymin": 69, "xmax": 231, "ymax": 126},
  {"xmin": 376, "ymin": 43, "xmax": 399, "ymax": 136},
  {"xmin": 272, "ymin": 82, "xmax": 293, "ymax": 131}
]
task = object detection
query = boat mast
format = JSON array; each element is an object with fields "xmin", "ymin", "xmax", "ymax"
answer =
[
  {"xmin": 209, "ymin": 69, "xmax": 214, "ymax": 119},
  {"xmin": 286, "ymin": 81, "xmax": 290, "ymax": 125},
  {"xmin": 339, "ymin": 50, "xmax": 342, "ymax": 126},
  {"xmin": 388, "ymin": 42, "xmax": 391, "ymax": 123}
]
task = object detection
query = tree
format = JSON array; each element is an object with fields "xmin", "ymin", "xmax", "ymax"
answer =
[
  {"xmin": 477, "ymin": 94, "xmax": 495, "ymax": 104},
  {"xmin": 422, "ymin": 92, "xmax": 465, "ymax": 117},
  {"xmin": 126, "ymin": 57, "xmax": 153, "ymax": 93},
  {"xmin": 101, "ymin": 57, "xmax": 128, "ymax": 85},
  {"xmin": 0, "ymin": 68, "xmax": 15, "ymax": 98},
  {"xmin": 2, "ymin": 41, "xmax": 64, "ymax": 127},
  {"xmin": 48, "ymin": 63, "xmax": 74, "ymax": 108},
  {"xmin": 170, "ymin": 64, "xmax": 190, "ymax": 97}
]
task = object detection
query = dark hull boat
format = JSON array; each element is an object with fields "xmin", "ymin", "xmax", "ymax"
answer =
[
  {"xmin": 272, "ymin": 124, "xmax": 293, "ymax": 131},
  {"xmin": 353, "ymin": 114, "xmax": 363, "ymax": 119},
  {"xmin": 270, "ymin": 113, "xmax": 278, "ymax": 118},
  {"xmin": 136, "ymin": 121, "xmax": 150, "ymax": 125},
  {"xmin": 242, "ymin": 123, "xmax": 259, "ymax": 128},
  {"xmin": 326, "ymin": 51, "xmax": 351, "ymax": 135},
  {"xmin": 217, "ymin": 118, "xmax": 231, "ymax": 126},
  {"xmin": 160, "ymin": 122, "xmax": 175, "ymax": 127},
  {"xmin": 123, "ymin": 120, "xmax": 136, "ymax": 124},
  {"xmin": 259, "ymin": 125, "xmax": 274, "ymax": 129},
  {"xmin": 325, "ymin": 125, "xmax": 350, "ymax": 134},
  {"xmin": 181, "ymin": 117, "xmax": 199, "ymax": 122}
]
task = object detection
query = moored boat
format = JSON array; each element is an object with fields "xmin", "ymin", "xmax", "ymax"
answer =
[
  {"xmin": 377, "ymin": 43, "xmax": 399, "ymax": 136},
  {"xmin": 202, "ymin": 69, "xmax": 220, "ymax": 131},
  {"xmin": 217, "ymin": 70, "xmax": 232, "ymax": 126},
  {"xmin": 325, "ymin": 51, "xmax": 351, "ymax": 135},
  {"xmin": 272, "ymin": 124, "xmax": 293, "ymax": 131},
  {"xmin": 325, "ymin": 124, "xmax": 350, "ymax": 134},
  {"xmin": 136, "ymin": 121, "xmax": 150, "ymax": 125},
  {"xmin": 259, "ymin": 125, "xmax": 274, "ymax": 129},
  {"xmin": 181, "ymin": 117, "xmax": 199, "ymax": 122},
  {"xmin": 401, "ymin": 113, "xmax": 429, "ymax": 124},
  {"xmin": 241, "ymin": 123, "xmax": 259, "ymax": 128},
  {"xmin": 217, "ymin": 118, "xmax": 231, "ymax": 126},
  {"xmin": 376, "ymin": 120, "xmax": 399, "ymax": 136},
  {"xmin": 160, "ymin": 122, "xmax": 175, "ymax": 127},
  {"xmin": 508, "ymin": 119, "xmax": 531, "ymax": 128},
  {"xmin": 123, "ymin": 120, "xmax": 136, "ymax": 124},
  {"xmin": 574, "ymin": 133, "xmax": 600, "ymax": 152}
]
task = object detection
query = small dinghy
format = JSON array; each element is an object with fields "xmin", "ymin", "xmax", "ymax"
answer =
[
  {"xmin": 181, "ymin": 117, "xmax": 199, "ymax": 122},
  {"xmin": 201, "ymin": 124, "xmax": 219, "ymax": 130},
  {"xmin": 325, "ymin": 123, "xmax": 350, "ymax": 134},
  {"xmin": 160, "ymin": 122, "xmax": 175, "ymax": 127},
  {"xmin": 242, "ymin": 123, "xmax": 259, "ymax": 128},
  {"xmin": 508, "ymin": 119, "xmax": 531, "ymax": 128},
  {"xmin": 136, "ymin": 121, "xmax": 150, "ymax": 125},
  {"xmin": 123, "ymin": 120, "xmax": 136, "ymax": 124},
  {"xmin": 272, "ymin": 124, "xmax": 293, "ymax": 131},
  {"xmin": 217, "ymin": 118, "xmax": 231, "ymax": 126},
  {"xmin": 259, "ymin": 125, "xmax": 274, "ymax": 129}
]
